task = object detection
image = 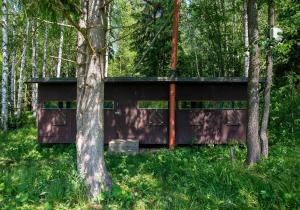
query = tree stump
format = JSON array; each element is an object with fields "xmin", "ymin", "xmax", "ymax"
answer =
[{"xmin": 108, "ymin": 139, "xmax": 139, "ymax": 155}]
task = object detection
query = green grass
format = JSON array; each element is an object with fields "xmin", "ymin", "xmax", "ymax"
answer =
[{"xmin": 0, "ymin": 117, "xmax": 299, "ymax": 209}]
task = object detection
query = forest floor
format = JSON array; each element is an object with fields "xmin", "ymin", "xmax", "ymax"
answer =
[{"xmin": 0, "ymin": 116, "xmax": 299, "ymax": 210}]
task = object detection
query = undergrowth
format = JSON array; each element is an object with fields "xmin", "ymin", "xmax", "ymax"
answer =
[{"xmin": 0, "ymin": 121, "xmax": 299, "ymax": 209}]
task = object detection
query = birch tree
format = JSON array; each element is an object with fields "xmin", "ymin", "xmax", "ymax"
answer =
[
  {"xmin": 246, "ymin": 0, "xmax": 261, "ymax": 165},
  {"xmin": 42, "ymin": 24, "xmax": 48, "ymax": 77},
  {"xmin": 244, "ymin": 0, "xmax": 250, "ymax": 77},
  {"xmin": 1, "ymin": 0, "xmax": 9, "ymax": 130},
  {"xmin": 56, "ymin": 25, "xmax": 64, "ymax": 77},
  {"xmin": 35, "ymin": 23, "xmax": 39, "ymax": 72},
  {"xmin": 16, "ymin": 19, "xmax": 30, "ymax": 118},
  {"xmin": 31, "ymin": 21, "xmax": 38, "ymax": 114},
  {"xmin": 104, "ymin": 4, "xmax": 111, "ymax": 77},
  {"xmin": 260, "ymin": 0, "xmax": 275, "ymax": 158},
  {"xmin": 10, "ymin": 0, "xmax": 18, "ymax": 110}
]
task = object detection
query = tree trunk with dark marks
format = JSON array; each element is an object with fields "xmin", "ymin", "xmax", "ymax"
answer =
[
  {"xmin": 57, "ymin": 25, "xmax": 64, "ymax": 77},
  {"xmin": 260, "ymin": 0, "xmax": 274, "ymax": 158},
  {"xmin": 10, "ymin": 0, "xmax": 17, "ymax": 110},
  {"xmin": 42, "ymin": 24, "xmax": 48, "ymax": 78},
  {"xmin": 76, "ymin": 0, "xmax": 112, "ymax": 199},
  {"xmin": 244, "ymin": 0, "xmax": 250, "ymax": 77},
  {"xmin": 1, "ymin": 0, "xmax": 9, "ymax": 130},
  {"xmin": 31, "ymin": 21, "xmax": 38, "ymax": 116},
  {"xmin": 246, "ymin": 0, "xmax": 261, "ymax": 165},
  {"xmin": 16, "ymin": 19, "xmax": 30, "ymax": 118}
]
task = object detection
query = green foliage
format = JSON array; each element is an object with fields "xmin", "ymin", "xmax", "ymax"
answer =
[
  {"xmin": 102, "ymin": 144, "xmax": 300, "ymax": 209},
  {"xmin": 108, "ymin": 0, "xmax": 138, "ymax": 77},
  {"xmin": 269, "ymin": 73, "xmax": 300, "ymax": 145},
  {"xmin": 0, "ymin": 114, "xmax": 299, "ymax": 209},
  {"xmin": 0, "ymin": 119, "xmax": 87, "ymax": 209},
  {"xmin": 273, "ymin": 0, "xmax": 300, "ymax": 76},
  {"xmin": 8, "ymin": 111, "xmax": 35, "ymax": 130}
]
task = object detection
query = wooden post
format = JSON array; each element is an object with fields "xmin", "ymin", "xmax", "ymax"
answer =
[{"xmin": 169, "ymin": 0, "xmax": 181, "ymax": 149}]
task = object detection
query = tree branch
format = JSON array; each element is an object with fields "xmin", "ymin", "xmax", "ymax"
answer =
[
  {"xmin": 50, "ymin": 55, "xmax": 78, "ymax": 65},
  {"xmin": 36, "ymin": 18, "xmax": 75, "ymax": 28},
  {"xmin": 57, "ymin": 0, "xmax": 96, "ymax": 55}
]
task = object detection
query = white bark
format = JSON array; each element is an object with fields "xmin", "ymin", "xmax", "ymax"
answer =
[
  {"xmin": 16, "ymin": 19, "xmax": 30, "ymax": 117},
  {"xmin": 1, "ymin": 0, "xmax": 9, "ymax": 130},
  {"xmin": 31, "ymin": 21, "xmax": 38, "ymax": 115},
  {"xmin": 10, "ymin": 0, "xmax": 17, "ymax": 110},
  {"xmin": 244, "ymin": 0, "xmax": 250, "ymax": 77},
  {"xmin": 56, "ymin": 25, "xmax": 64, "ymax": 77},
  {"xmin": 104, "ymin": 4, "xmax": 111, "ymax": 77},
  {"xmin": 35, "ymin": 23, "xmax": 39, "ymax": 74},
  {"xmin": 42, "ymin": 24, "xmax": 48, "ymax": 78},
  {"xmin": 76, "ymin": 0, "xmax": 112, "ymax": 198}
]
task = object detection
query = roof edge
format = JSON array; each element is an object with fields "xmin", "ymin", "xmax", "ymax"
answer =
[{"xmin": 26, "ymin": 77, "xmax": 265, "ymax": 84}]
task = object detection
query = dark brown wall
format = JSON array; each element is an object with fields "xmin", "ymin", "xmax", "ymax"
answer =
[
  {"xmin": 38, "ymin": 82, "xmax": 247, "ymax": 144},
  {"xmin": 39, "ymin": 83, "xmax": 76, "ymax": 102},
  {"xmin": 177, "ymin": 83, "xmax": 247, "ymax": 100}
]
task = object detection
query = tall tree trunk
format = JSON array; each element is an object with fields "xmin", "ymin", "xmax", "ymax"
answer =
[
  {"xmin": 260, "ymin": 0, "xmax": 274, "ymax": 158},
  {"xmin": 10, "ymin": 0, "xmax": 17, "ymax": 110},
  {"xmin": 31, "ymin": 21, "xmax": 38, "ymax": 115},
  {"xmin": 56, "ymin": 25, "xmax": 64, "ymax": 77},
  {"xmin": 35, "ymin": 23, "xmax": 39, "ymax": 74},
  {"xmin": 104, "ymin": 3, "xmax": 111, "ymax": 78},
  {"xmin": 246, "ymin": 0, "xmax": 261, "ymax": 165},
  {"xmin": 244, "ymin": 0, "xmax": 250, "ymax": 77},
  {"xmin": 1, "ymin": 0, "xmax": 9, "ymax": 130},
  {"xmin": 76, "ymin": 0, "xmax": 112, "ymax": 198},
  {"xmin": 16, "ymin": 19, "xmax": 30, "ymax": 118},
  {"xmin": 42, "ymin": 24, "xmax": 48, "ymax": 78}
]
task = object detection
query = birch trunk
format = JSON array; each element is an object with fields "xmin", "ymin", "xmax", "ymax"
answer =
[
  {"xmin": 104, "ymin": 4, "xmax": 111, "ymax": 77},
  {"xmin": 1, "ymin": 0, "xmax": 9, "ymax": 130},
  {"xmin": 42, "ymin": 25, "xmax": 48, "ymax": 78},
  {"xmin": 10, "ymin": 0, "xmax": 17, "ymax": 110},
  {"xmin": 16, "ymin": 20, "xmax": 30, "ymax": 117},
  {"xmin": 31, "ymin": 21, "xmax": 38, "ymax": 115},
  {"xmin": 76, "ymin": 0, "xmax": 112, "ymax": 198},
  {"xmin": 35, "ymin": 23, "xmax": 39, "ymax": 73},
  {"xmin": 260, "ymin": 0, "xmax": 274, "ymax": 158},
  {"xmin": 56, "ymin": 25, "xmax": 64, "ymax": 77},
  {"xmin": 244, "ymin": 0, "xmax": 250, "ymax": 77},
  {"xmin": 246, "ymin": 0, "xmax": 261, "ymax": 165}
]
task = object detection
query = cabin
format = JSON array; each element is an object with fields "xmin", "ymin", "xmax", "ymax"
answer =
[{"xmin": 28, "ymin": 77, "xmax": 251, "ymax": 145}]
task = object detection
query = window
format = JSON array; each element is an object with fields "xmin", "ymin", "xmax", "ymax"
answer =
[
  {"xmin": 233, "ymin": 101, "xmax": 247, "ymax": 109},
  {"xmin": 43, "ymin": 101, "xmax": 115, "ymax": 109},
  {"xmin": 178, "ymin": 101, "xmax": 203, "ymax": 109},
  {"xmin": 66, "ymin": 101, "xmax": 77, "ymax": 109},
  {"xmin": 178, "ymin": 101, "xmax": 247, "ymax": 110},
  {"xmin": 43, "ymin": 101, "xmax": 76, "ymax": 109},
  {"xmin": 104, "ymin": 101, "xmax": 114, "ymax": 109},
  {"xmin": 138, "ymin": 101, "xmax": 168, "ymax": 109}
]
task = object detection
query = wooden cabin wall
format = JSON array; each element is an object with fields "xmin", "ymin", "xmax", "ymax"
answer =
[{"xmin": 37, "ymin": 82, "xmax": 247, "ymax": 144}]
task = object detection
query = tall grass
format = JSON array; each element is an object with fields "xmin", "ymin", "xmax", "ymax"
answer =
[{"xmin": 0, "ymin": 122, "xmax": 299, "ymax": 209}]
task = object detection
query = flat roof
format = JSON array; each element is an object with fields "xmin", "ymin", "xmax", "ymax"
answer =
[{"xmin": 27, "ymin": 77, "xmax": 263, "ymax": 84}]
